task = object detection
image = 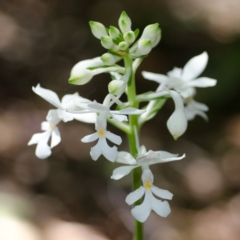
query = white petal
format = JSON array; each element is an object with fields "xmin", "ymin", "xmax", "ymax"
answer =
[
  {"xmin": 185, "ymin": 108, "xmax": 208, "ymax": 121},
  {"xmin": 156, "ymin": 151, "xmax": 178, "ymax": 159},
  {"xmin": 191, "ymin": 100, "xmax": 209, "ymax": 111},
  {"xmin": 81, "ymin": 132, "xmax": 99, "ymax": 143},
  {"xmin": 151, "ymin": 197, "xmax": 171, "ymax": 218},
  {"xmin": 182, "ymin": 52, "xmax": 208, "ymax": 81},
  {"xmin": 90, "ymin": 141, "xmax": 102, "ymax": 161},
  {"xmin": 167, "ymin": 67, "xmax": 182, "ymax": 78},
  {"xmin": 28, "ymin": 132, "xmax": 47, "ymax": 145},
  {"xmin": 96, "ymin": 114, "xmax": 107, "ymax": 129},
  {"xmin": 100, "ymin": 138, "xmax": 118, "ymax": 162},
  {"xmin": 112, "ymin": 107, "xmax": 145, "ymax": 115},
  {"xmin": 73, "ymin": 112, "xmax": 96, "ymax": 123},
  {"xmin": 139, "ymin": 145, "xmax": 147, "ymax": 155},
  {"xmin": 131, "ymin": 191, "xmax": 152, "ymax": 222},
  {"xmin": 187, "ymin": 77, "xmax": 217, "ymax": 88},
  {"xmin": 141, "ymin": 168, "xmax": 154, "ymax": 183},
  {"xmin": 87, "ymin": 101, "xmax": 108, "ymax": 112},
  {"xmin": 152, "ymin": 186, "xmax": 173, "ymax": 200},
  {"xmin": 116, "ymin": 151, "xmax": 136, "ymax": 164},
  {"xmin": 61, "ymin": 92, "xmax": 78, "ymax": 105},
  {"xmin": 32, "ymin": 84, "xmax": 62, "ymax": 109},
  {"xmin": 41, "ymin": 121, "xmax": 50, "ymax": 131},
  {"xmin": 106, "ymin": 131, "xmax": 122, "ymax": 145},
  {"xmin": 51, "ymin": 127, "xmax": 61, "ymax": 148},
  {"xmin": 64, "ymin": 96, "xmax": 91, "ymax": 112},
  {"xmin": 46, "ymin": 110, "xmax": 61, "ymax": 126},
  {"xmin": 35, "ymin": 132, "xmax": 52, "ymax": 159},
  {"xmin": 125, "ymin": 186, "xmax": 145, "ymax": 205},
  {"xmin": 142, "ymin": 71, "xmax": 168, "ymax": 84},
  {"xmin": 111, "ymin": 114, "xmax": 128, "ymax": 122},
  {"xmin": 111, "ymin": 165, "xmax": 137, "ymax": 180},
  {"xmin": 179, "ymin": 87, "xmax": 196, "ymax": 99},
  {"xmin": 137, "ymin": 152, "xmax": 185, "ymax": 166},
  {"xmin": 57, "ymin": 109, "xmax": 74, "ymax": 122}
]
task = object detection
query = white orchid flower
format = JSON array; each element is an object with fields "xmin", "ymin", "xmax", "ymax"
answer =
[
  {"xmin": 74, "ymin": 98, "xmax": 144, "ymax": 123},
  {"xmin": 142, "ymin": 52, "xmax": 217, "ymax": 99},
  {"xmin": 126, "ymin": 168, "xmax": 173, "ymax": 222},
  {"xmin": 78, "ymin": 95, "xmax": 144, "ymax": 162},
  {"xmin": 81, "ymin": 114, "xmax": 122, "ymax": 162},
  {"xmin": 111, "ymin": 146, "xmax": 185, "ymax": 180},
  {"xmin": 28, "ymin": 110, "xmax": 61, "ymax": 159},
  {"xmin": 33, "ymin": 84, "xmax": 96, "ymax": 123},
  {"xmin": 184, "ymin": 99, "xmax": 209, "ymax": 121}
]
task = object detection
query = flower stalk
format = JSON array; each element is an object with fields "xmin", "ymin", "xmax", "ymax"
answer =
[{"xmin": 124, "ymin": 53, "xmax": 144, "ymax": 240}]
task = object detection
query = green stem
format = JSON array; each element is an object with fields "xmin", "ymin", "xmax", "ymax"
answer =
[{"xmin": 124, "ymin": 53, "xmax": 144, "ymax": 240}]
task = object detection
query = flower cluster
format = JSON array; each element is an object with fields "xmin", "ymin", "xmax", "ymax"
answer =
[
  {"xmin": 142, "ymin": 52, "xmax": 217, "ymax": 139},
  {"xmin": 28, "ymin": 12, "xmax": 217, "ymax": 223}
]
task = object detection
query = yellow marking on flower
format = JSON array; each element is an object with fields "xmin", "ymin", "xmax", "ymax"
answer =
[
  {"xmin": 48, "ymin": 124, "xmax": 53, "ymax": 131},
  {"xmin": 144, "ymin": 181, "xmax": 152, "ymax": 189},
  {"xmin": 98, "ymin": 129, "xmax": 105, "ymax": 137}
]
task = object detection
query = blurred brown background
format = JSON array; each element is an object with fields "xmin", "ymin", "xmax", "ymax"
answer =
[{"xmin": 0, "ymin": 0, "xmax": 240, "ymax": 239}]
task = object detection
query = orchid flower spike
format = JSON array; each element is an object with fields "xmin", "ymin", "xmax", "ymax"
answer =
[
  {"xmin": 28, "ymin": 110, "xmax": 61, "ymax": 159},
  {"xmin": 111, "ymin": 146, "xmax": 185, "ymax": 180},
  {"xmin": 33, "ymin": 84, "xmax": 96, "ymax": 123},
  {"xmin": 126, "ymin": 168, "xmax": 173, "ymax": 222}
]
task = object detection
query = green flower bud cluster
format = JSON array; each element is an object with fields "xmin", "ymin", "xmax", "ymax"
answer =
[{"xmin": 89, "ymin": 11, "xmax": 161, "ymax": 64}]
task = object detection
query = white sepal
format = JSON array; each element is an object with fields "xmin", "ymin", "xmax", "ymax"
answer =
[{"xmin": 182, "ymin": 52, "xmax": 208, "ymax": 81}]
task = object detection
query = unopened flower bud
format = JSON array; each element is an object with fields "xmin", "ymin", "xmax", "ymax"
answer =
[
  {"xmin": 124, "ymin": 31, "xmax": 136, "ymax": 44},
  {"xmin": 101, "ymin": 53, "xmax": 120, "ymax": 66},
  {"xmin": 69, "ymin": 57, "xmax": 103, "ymax": 85},
  {"xmin": 141, "ymin": 23, "xmax": 161, "ymax": 48},
  {"xmin": 167, "ymin": 91, "xmax": 187, "ymax": 140},
  {"xmin": 119, "ymin": 41, "xmax": 128, "ymax": 51},
  {"xmin": 89, "ymin": 21, "xmax": 108, "ymax": 39},
  {"xmin": 69, "ymin": 68, "xmax": 94, "ymax": 85},
  {"xmin": 101, "ymin": 36, "xmax": 114, "ymax": 49},
  {"xmin": 134, "ymin": 38, "xmax": 152, "ymax": 56},
  {"xmin": 109, "ymin": 26, "xmax": 120, "ymax": 39},
  {"xmin": 118, "ymin": 11, "xmax": 132, "ymax": 33},
  {"xmin": 108, "ymin": 80, "xmax": 126, "ymax": 95}
]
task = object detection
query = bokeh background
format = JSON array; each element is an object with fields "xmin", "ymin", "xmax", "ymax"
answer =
[{"xmin": 0, "ymin": 0, "xmax": 240, "ymax": 239}]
